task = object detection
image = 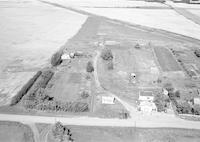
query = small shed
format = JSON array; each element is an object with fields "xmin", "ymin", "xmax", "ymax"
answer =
[
  {"xmin": 194, "ymin": 98, "xmax": 200, "ymax": 105},
  {"xmin": 102, "ymin": 96, "xmax": 115, "ymax": 104},
  {"xmin": 61, "ymin": 53, "xmax": 70, "ymax": 60},
  {"xmin": 139, "ymin": 91, "xmax": 154, "ymax": 102}
]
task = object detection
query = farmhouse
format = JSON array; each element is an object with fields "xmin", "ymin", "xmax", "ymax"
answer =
[
  {"xmin": 139, "ymin": 91, "xmax": 154, "ymax": 102},
  {"xmin": 139, "ymin": 101, "xmax": 157, "ymax": 113},
  {"xmin": 138, "ymin": 91, "xmax": 157, "ymax": 113}
]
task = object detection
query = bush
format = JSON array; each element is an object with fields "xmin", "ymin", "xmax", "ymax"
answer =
[
  {"xmin": 193, "ymin": 104, "xmax": 200, "ymax": 115},
  {"xmin": 10, "ymin": 71, "xmax": 42, "ymax": 106},
  {"xmin": 194, "ymin": 49, "xmax": 200, "ymax": 57},
  {"xmin": 51, "ymin": 51, "xmax": 62, "ymax": 66},
  {"xmin": 81, "ymin": 91, "xmax": 89, "ymax": 99},
  {"xmin": 86, "ymin": 61, "xmax": 94, "ymax": 73},
  {"xmin": 153, "ymin": 93, "xmax": 169, "ymax": 112},
  {"xmin": 164, "ymin": 83, "xmax": 174, "ymax": 93},
  {"xmin": 134, "ymin": 43, "xmax": 140, "ymax": 49},
  {"xmin": 176, "ymin": 101, "xmax": 192, "ymax": 114},
  {"xmin": 52, "ymin": 122, "xmax": 73, "ymax": 142},
  {"xmin": 101, "ymin": 48, "xmax": 113, "ymax": 61},
  {"xmin": 174, "ymin": 90, "xmax": 180, "ymax": 98}
]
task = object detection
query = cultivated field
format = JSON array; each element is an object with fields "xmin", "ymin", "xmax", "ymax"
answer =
[
  {"xmin": 154, "ymin": 47, "xmax": 181, "ymax": 72},
  {"xmin": 80, "ymin": 8, "xmax": 200, "ymax": 40},
  {"xmin": 0, "ymin": 0, "xmax": 87, "ymax": 105},
  {"xmin": 0, "ymin": 121, "xmax": 34, "ymax": 142}
]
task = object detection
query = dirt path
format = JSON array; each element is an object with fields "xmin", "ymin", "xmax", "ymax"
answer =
[
  {"xmin": 40, "ymin": 125, "xmax": 52, "ymax": 142},
  {"xmin": 27, "ymin": 123, "xmax": 40, "ymax": 142}
]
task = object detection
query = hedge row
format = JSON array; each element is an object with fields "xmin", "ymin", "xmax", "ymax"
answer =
[
  {"xmin": 24, "ymin": 98, "xmax": 89, "ymax": 113},
  {"xmin": 22, "ymin": 70, "xmax": 54, "ymax": 102},
  {"xmin": 10, "ymin": 71, "xmax": 42, "ymax": 106}
]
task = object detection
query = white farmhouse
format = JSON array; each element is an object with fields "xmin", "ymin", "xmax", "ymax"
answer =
[{"xmin": 138, "ymin": 91, "xmax": 157, "ymax": 113}]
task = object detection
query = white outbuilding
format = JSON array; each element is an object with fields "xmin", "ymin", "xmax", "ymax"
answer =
[
  {"xmin": 102, "ymin": 96, "xmax": 115, "ymax": 104},
  {"xmin": 61, "ymin": 53, "xmax": 70, "ymax": 60}
]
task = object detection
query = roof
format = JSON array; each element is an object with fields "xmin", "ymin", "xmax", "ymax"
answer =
[
  {"xmin": 194, "ymin": 98, "xmax": 200, "ymax": 104},
  {"xmin": 102, "ymin": 96, "xmax": 115, "ymax": 104},
  {"xmin": 140, "ymin": 91, "xmax": 153, "ymax": 97}
]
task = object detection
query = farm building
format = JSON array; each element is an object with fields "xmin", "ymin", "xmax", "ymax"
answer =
[
  {"xmin": 61, "ymin": 53, "xmax": 71, "ymax": 60},
  {"xmin": 194, "ymin": 98, "xmax": 200, "ymax": 105},
  {"xmin": 138, "ymin": 91, "xmax": 157, "ymax": 113},
  {"xmin": 138, "ymin": 101, "xmax": 157, "ymax": 113},
  {"xmin": 139, "ymin": 91, "xmax": 154, "ymax": 102},
  {"xmin": 102, "ymin": 96, "xmax": 115, "ymax": 104}
]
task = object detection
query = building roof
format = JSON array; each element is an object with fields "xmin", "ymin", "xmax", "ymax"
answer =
[
  {"xmin": 194, "ymin": 98, "xmax": 200, "ymax": 105},
  {"xmin": 102, "ymin": 96, "xmax": 115, "ymax": 104},
  {"xmin": 140, "ymin": 91, "xmax": 153, "ymax": 97}
]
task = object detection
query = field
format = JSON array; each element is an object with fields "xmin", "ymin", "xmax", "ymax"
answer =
[
  {"xmin": 0, "ymin": 121, "xmax": 34, "ymax": 142},
  {"xmin": 154, "ymin": 47, "xmax": 181, "ymax": 72},
  {"xmin": 51, "ymin": 125, "xmax": 200, "ymax": 142},
  {"xmin": 0, "ymin": 0, "xmax": 87, "ymax": 105},
  {"xmin": 80, "ymin": 7, "xmax": 200, "ymax": 40}
]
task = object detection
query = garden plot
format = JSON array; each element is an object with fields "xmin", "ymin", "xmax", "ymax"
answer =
[{"xmin": 154, "ymin": 47, "xmax": 181, "ymax": 72}]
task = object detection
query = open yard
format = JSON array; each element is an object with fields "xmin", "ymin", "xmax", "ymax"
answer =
[
  {"xmin": 154, "ymin": 46, "xmax": 181, "ymax": 72},
  {"xmin": 0, "ymin": 121, "xmax": 34, "ymax": 142}
]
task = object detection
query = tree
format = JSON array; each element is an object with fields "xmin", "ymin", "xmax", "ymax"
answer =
[
  {"xmin": 52, "ymin": 122, "xmax": 65, "ymax": 141},
  {"xmin": 134, "ymin": 43, "xmax": 140, "ymax": 49},
  {"xmin": 101, "ymin": 48, "xmax": 113, "ymax": 61},
  {"xmin": 51, "ymin": 51, "xmax": 62, "ymax": 66},
  {"xmin": 164, "ymin": 83, "xmax": 174, "ymax": 93},
  {"xmin": 193, "ymin": 104, "xmax": 200, "ymax": 115},
  {"xmin": 176, "ymin": 101, "xmax": 192, "ymax": 114},
  {"xmin": 194, "ymin": 49, "xmax": 200, "ymax": 57},
  {"xmin": 174, "ymin": 90, "xmax": 180, "ymax": 98},
  {"xmin": 86, "ymin": 61, "xmax": 94, "ymax": 73},
  {"xmin": 153, "ymin": 93, "xmax": 169, "ymax": 112}
]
